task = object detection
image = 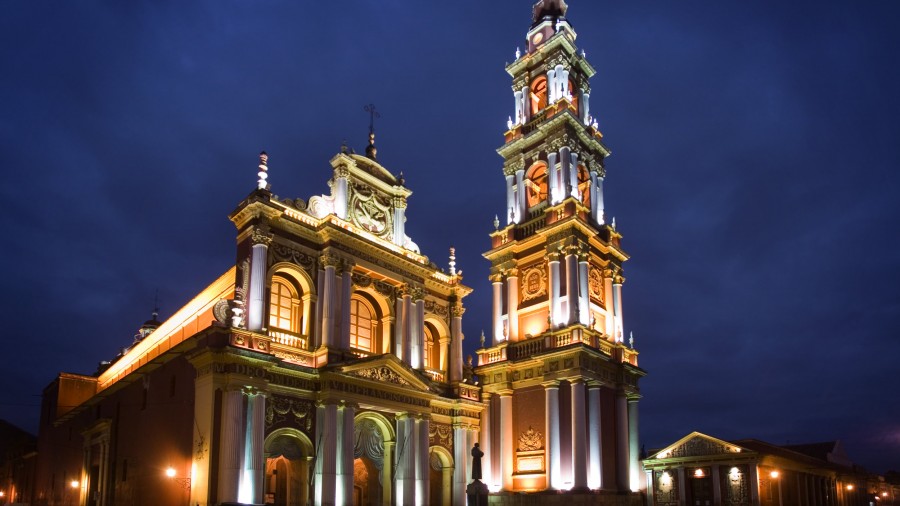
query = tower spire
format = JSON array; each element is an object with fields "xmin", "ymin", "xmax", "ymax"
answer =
[
  {"xmin": 532, "ymin": 0, "xmax": 568, "ymax": 25},
  {"xmin": 364, "ymin": 103, "xmax": 380, "ymax": 160}
]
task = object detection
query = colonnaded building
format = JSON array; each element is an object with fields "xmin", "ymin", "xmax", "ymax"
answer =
[{"xmin": 33, "ymin": 1, "xmax": 645, "ymax": 505}]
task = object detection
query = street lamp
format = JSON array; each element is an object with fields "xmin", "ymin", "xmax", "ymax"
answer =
[{"xmin": 165, "ymin": 466, "xmax": 191, "ymax": 490}]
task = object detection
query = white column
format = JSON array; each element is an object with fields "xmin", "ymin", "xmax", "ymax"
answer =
[
  {"xmin": 515, "ymin": 168, "xmax": 526, "ymax": 222},
  {"xmin": 394, "ymin": 294, "xmax": 404, "ymax": 358},
  {"xmin": 615, "ymin": 392, "xmax": 629, "ymax": 492},
  {"xmin": 581, "ymin": 90, "xmax": 591, "ymax": 124},
  {"xmin": 449, "ymin": 305, "xmax": 464, "ymax": 382},
  {"xmin": 492, "ymin": 277, "xmax": 504, "ymax": 344},
  {"xmin": 603, "ymin": 272, "xmax": 614, "ymax": 337},
  {"xmin": 507, "ymin": 271, "xmax": 519, "ymax": 342},
  {"xmin": 453, "ymin": 425, "xmax": 468, "ymax": 506},
  {"xmin": 397, "ymin": 414, "xmax": 415, "ymax": 506},
  {"xmin": 480, "ymin": 395, "xmax": 493, "ymax": 489},
  {"xmin": 545, "ymin": 382, "xmax": 561, "ymax": 490},
  {"xmin": 613, "ymin": 279, "xmax": 624, "ymax": 342},
  {"xmin": 587, "ymin": 384, "xmax": 602, "ymax": 490},
  {"xmin": 578, "ymin": 255, "xmax": 590, "ymax": 326},
  {"xmin": 571, "ymin": 380, "xmax": 587, "ymax": 490},
  {"xmin": 318, "ymin": 402, "xmax": 338, "ymax": 506},
  {"xmin": 415, "ymin": 294, "xmax": 425, "ymax": 369},
  {"xmin": 514, "ymin": 90, "xmax": 523, "ymax": 125},
  {"xmin": 393, "ymin": 199, "xmax": 406, "ymax": 246},
  {"xmin": 218, "ymin": 388, "xmax": 243, "ymax": 503},
  {"xmin": 547, "ymin": 68, "xmax": 557, "ymax": 102},
  {"xmin": 505, "ymin": 174, "xmax": 515, "ymax": 225},
  {"xmin": 241, "ymin": 392, "xmax": 266, "ymax": 504},
  {"xmin": 402, "ymin": 288, "xmax": 412, "ymax": 366},
  {"xmin": 595, "ymin": 175, "xmax": 605, "ymax": 224},
  {"xmin": 340, "ymin": 263, "xmax": 353, "ymax": 350},
  {"xmin": 547, "ymin": 152, "xmax": 560, "ymax": 204},
  {"xmin": 336, "ymin": 403, "xmax": 356, "ymax": 506},
  {"xmin": 570, "ymin": 152, "xmax": 580, "ymax": 199},
  {"xmin": 321, "ymin": 257, "xmax": 337, "ymax": 348},
  {"xmin": 247, "ymin": 235, "xmax": 270, "ymax": 332},
  {"xmin": 415, "ymin": 417, "xmax": 430, "ymax": 505},
  {"xmin": 565, "ymin": 249, "xmax": 578, "ymax": 325},
  {"xmin": 549, "ymin": 255, "xmax": 561, "ymax": 328},
  {"xmin": 499, "ymin": 392, "xmax": 514, "ymax": 491},
  {"xmin": 628, "ymin": 399, "xmax": 640, "ymax": 491},
  {"xmin": 314, "ymin": 267, "xmax": 325, "ymax": 349},
  {"xmin": 334, "ymin": 169, "xmax": 349, "ymax": 220},
  {"xmin": 559, "ymin": 146, "xmax": 572, "ymax": 197}
]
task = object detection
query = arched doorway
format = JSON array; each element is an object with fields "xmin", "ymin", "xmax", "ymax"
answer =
[
  {"xmin": 429, "ymin": 446, "xmax": 454, "ymax": 506},
  {"xmin": 264, "ymin": 429, "xmax": 313, "ymax": 506},
  {"xmin": 353, "ymin": 413, "xmax": 395, "ymax": 506}
]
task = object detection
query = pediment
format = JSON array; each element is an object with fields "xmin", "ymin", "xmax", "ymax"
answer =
[
  {"xmin": 338, "ymin": 355, "xmax": 434, "ymax": 393},
  {"xmin": 650, "ymin": 432, "xmax": 750, "ymax": 460}
]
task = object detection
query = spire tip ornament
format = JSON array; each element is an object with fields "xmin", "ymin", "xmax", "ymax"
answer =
[
  {"xmin": 449, "ymin": 247, "xmax": 457, "ymax": 275},
  {"xmin": 257, "ymin": 151, "xmax": 269, "ymax": 190}
]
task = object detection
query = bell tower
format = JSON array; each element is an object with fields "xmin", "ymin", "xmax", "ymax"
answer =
[{"xmin": 476, "ymin": 0, "xmax": 645, "ymax": 497}]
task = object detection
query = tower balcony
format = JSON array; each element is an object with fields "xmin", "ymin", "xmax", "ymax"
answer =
[{"xmin": 476, "ymin": 325, "xmax": 638, "ymax": 367}]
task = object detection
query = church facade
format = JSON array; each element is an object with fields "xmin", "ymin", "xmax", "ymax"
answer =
[{"xmin": 33, "ymin": 1, "xmax": 643, "ymax": 505}]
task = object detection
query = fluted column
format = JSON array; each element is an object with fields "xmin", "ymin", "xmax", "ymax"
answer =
[
  {"xmin": 480, "ymin": 394, "xmax": 493, "ymax": 488},
  {"xmin": 392, "ymin": 197, "xmax": 407, "ymax": 247},
  {"xmin": 415, "ymin": 416, "xmax": 430, "ymax": 505},
  {"xmin": 337, "ymin": 402, "xmax": 356, "ymax": 505},
  {"xmin": 571, "ymin": 380, "xmax": 588, "ymax": 490},
  {"xmin": 499, "ymin": 391, "xmax": 514, "ymax": 491},
  {"xmin": 587, "ymin": 383, "xmax": 602, "ymax": 490},
  {"xmin": 560, "ymin": 146, "xmax": 572, "ymax": 196},
  {"xmin": 506, "ymin": 270, "xmax": 519, "ymax": 342},
  {"xmin": 578, "ymin": 253, "xmax": 590, "ymax": 325},
  {"xmin": 544, "ymin": 381, "xmax": 562, "ymax": 490},
  {"xmin": 491, "ymin": 275, "xmax": 504, "ymax": 344},
  {"xmin": 320, "ymin": 254, "xmax": 339, "ymax": 348},
  {"xmin": 548, "ymin": 152, "xmax": 560, "ymax": 204},
  {"xmin": 334, "ymin": 165, "xmax": 349, "ymax": 219},
  {"xmin": 340, "ymin": 260, "xmax": 353, "ymax": 350},
  {"xmin": 247, "ymin": 228, "xmax": 272, "ymax": 331},
  {"xmin": 515, "ymin": 168, "xmax": 526, "ymax": 221},
  {"xmin": 452, "ymin": 424, "xmax": 468, "ymax": 506},
  {"xmin": 218, "ymin": 387, "xmax": 243, "ymax": 503},
  {"xmin": 603, "ymin": 269, "xmax": 615, "ymax": 337},
  {"xmin": 615, "ymin": 392, "xmax": 629, "ymax": 491},
  {"xmin": 712, "ymin": 465, "xmax": 722, "ymax": 505},
  {"xmin": 242, "ymin": 390, "xmax": 266, "ymax": 504},
  {"xmin": 505, "ymin": 174, "xmax": 515, "ymax": 225},
  {"xmin": 613, "ymin": 274, "xmax": 624, "ymax": 342},
  {"xmin": 449, "ymin": 304, "xmax": 464, "ymax": 382},
  {"xmin": 548, "ymin": 253, "xmax": 561, "ymax": 328},
  {"xmin": 628, "ymin": 399, "xmax": 640, "ymax": 491},
  {"xmin": 565, "ymin": 247, "xmax": 578, "ymax": 325}
]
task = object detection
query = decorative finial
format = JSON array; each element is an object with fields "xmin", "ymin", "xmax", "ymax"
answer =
[
  {"xmin": 340, "ymin": 139, "xmax": 349, "ymax": 154},
  {"xmin": 449, "ymin": 247, "xmax": 457, "ymax": 275},
  {"xmin": 507, "ymin": 116, "xmax": 514, "ymax": 130},
  {"xmin": 257, "ymin": 151, "xmax": 269, "ymax": 190},
  {"xmin": 581, "ymin": 49, "xmax": 586, "ymax": 58},
  {"xmin": 629, "ymin": 331, "xmax": 634, "ymax": 349},
  {"xmin": 515, "ymin": 47, "xmax": 521, "ymax": 59},
  {"xmin": 364, "ymin": 103, "xmax": 380, "ymax": 160},
  {"xmin": 493, "ymin": 215, "xmax": 500, "ymax": 230},
  {"xmin": 398, "ymin": 171, "xmax": 405, "ymax": 186},
  {"xmin": 480, "ymin": 330, "xmax": 486, "ymax": 348},
  {"xmin": 611, "ymin": 217, "xmax": 617, "ymax": 229},
  {"xmin": 152, "ymin": 289, "xmax": 160, "ymax": 320}
]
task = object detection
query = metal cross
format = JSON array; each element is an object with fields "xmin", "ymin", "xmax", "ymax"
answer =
[{"xmin": 364, "ymin": 103, "xmax": 380, "ymax": 135}]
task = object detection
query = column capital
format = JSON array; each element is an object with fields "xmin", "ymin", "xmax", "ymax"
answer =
[
  {"xmin": 505, "ymin": 268, "xmax": 519, "ymax": 278},
  {"xmin": 251, "ymin": 227, "xmax": 273, "ymax": 246},
  {"xmin": 545, "ymin": 251, "xmax": 561, "ymax": 262},
  {"xmin": 392, "ymin": 196, "xmax": 407, "ymax": 209},
  {"xmin": 542, "ymin": 380, "xmax": 561, "ymax": 389},
  {"xmin": 410, "ymin": 285, "xmax": 426, "ymax": 302},
  {"xmin": 338, "ymin": 258, "xmax": 356, "ymax": 274},
  {"xmin": 334, "ymin": 165, "xmax": 350, "ymax": 179},
  {"xmin": 497, "ymin": 389, "xmax": 514, "ymax": 397},
  {"xmin": 586, "ymin": 380, "xmax": 602, "ymax": 390},
  {"xmin": 397, "ymin": 283, "xmax": 412, "ymax": 298},
  {"xmin": 340, "ymin": 401, "xmax": 359, "ymax": 410},
  {"xmin": 450, "ymin": 304, "xmax": 466, "ymax": 317},
  {"xmin": 320, "ymin": 253, "xmax": 341, "ymax": 269},
  {"xmin": 490, "ymin": 273, "xmax": 504, "ymax": 283},
  {"xmin": 569, "ymin": 377, "xmax": 586, "ymax": 386}
]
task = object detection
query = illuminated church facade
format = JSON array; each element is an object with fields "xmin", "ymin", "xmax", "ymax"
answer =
[{"xmin": 33, "ymin": 1, "xmax": 644, "ymax": 505}]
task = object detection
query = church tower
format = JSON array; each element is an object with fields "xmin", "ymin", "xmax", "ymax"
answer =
[{"xmin": 475, "ymin": 0, "xmax": 646, "ymax": 498}]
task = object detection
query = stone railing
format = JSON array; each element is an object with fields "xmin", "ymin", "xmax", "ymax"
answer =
[
  {"xmin": 267, "ymin": 328, "xmax": 308, "ymax": 350},
  {"xmin": 423, "ymin": 368, "xmax": 445, "ymax": 383},
  {"xmin": 477, "ymin": 326, "xmax": 624, "ymax": 366}
]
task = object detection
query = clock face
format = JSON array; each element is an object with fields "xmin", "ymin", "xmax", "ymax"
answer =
[{"xmin": 532, "ymin": 32, "xmax": 544, "ymax": 45}]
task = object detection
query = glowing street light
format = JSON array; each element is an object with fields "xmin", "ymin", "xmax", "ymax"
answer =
[
  {"xmin": 770, "ymin": 470, "xmax": 780, "ymax": 479},
  {"xmin": 70, "ymin": 480, "xmax": 79, "ymax": 489}
]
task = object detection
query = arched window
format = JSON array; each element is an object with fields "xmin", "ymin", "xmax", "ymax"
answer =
[
  {"xmin": 530, "ymin": 76, "xmax": 548, "ymax": 114},
  {"xmin": 350, "ymin": 297, "xmax": 375, "ymax": 353},
  {"xmin": 525, "ymin": 162, "xmax": 549, "ymax": 209},
  {"xmin": 577, "ymin": 164, "xmax": 591, "ymax": 208},
  {"xmin": 269, "ymin": 276, "xmax": 300, "ymax": 332},
  {"xmin": 423, "ymin": 325, "xmax": 436, "ymax": 369},
  {"xmin": 568, "ymin": 78, "xmax": 579, "ymax": 112}
]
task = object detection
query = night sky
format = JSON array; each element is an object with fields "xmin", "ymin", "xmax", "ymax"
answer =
[{"xmin": 2, "ymin": 1, "xmax": 898, "ymax": 474}]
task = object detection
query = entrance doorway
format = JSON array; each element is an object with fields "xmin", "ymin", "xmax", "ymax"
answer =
[{"xmin": 264, "ymin": 429, "xmax": 313, "ymax": 506}]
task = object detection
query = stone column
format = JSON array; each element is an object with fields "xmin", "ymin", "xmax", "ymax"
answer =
[
  {"xmin": 514, "ymin": 90, "xmax": 523, "ymax": 125},
  {"xmin": 382, "ymin": 441, "xmax": 394, "ymax": 506},
  {"xmin": 505, "ymin": 174, "xmax": 515, "ymax": 225},
  {"xmin": 320, "ymin": 255, "xmax": 339, "ymax": 348},
  {"xmin": 522, "ymin": 86, "xmax": 531, "ymax": 122},
  {"xmin": 565, "ymin": 247, "xmax": 578, "ymax": 325},
  {"xmin": 587, "ymin": 383, "xmax": 602, "ymax": 490},
  {"xmin": 316, "ymin": 402, "xmax": 338, "ymax": 506},
  {"xmin": 560, "ymin": 146, "xmax": 572, "ymax": 196},
  {"xmin": 578, "ymin": 253, "xmax": 590, "ymax": 326},
  {"xmin": 499, "ymin": 391, "xmax": 514, "ymax": 491},
  {"xmin": 336, "ymin": 402, "xmax": 356, "ymax": 505},
  {"xmin": 218, "ymin": 387, "xmax": 244, "ymax": 503},
  {"xmin": 453, "ymin": 424, "xmax": 468, "ymax": 506},
  {"xmin": 544, "ymin": 381, "xmax": 562, "ymax": 490},
  {"xmin": 340, "ymin": 261, "xmax": 353, "ymax": 350},
  {"xmin": 547, "ymin": 68, "xmax": 558, "ymax": 103},
  {"xmin": 645, "ymin": 470, "xmax": 655, "ymax": 506},
  {"xmin": 314, "ymin": 266, "xmax": 325, "ymax": 349},
  {"xmin": 415, "ymin": 416, "xmax": 430, "ymax": 505},
  {"xmin": 515, "ymin": 168, "xmax": 526, "ymax": 221},
  {"xmin": 677, "ymin": 468, "xmax": 687, "ymax": 505},
  {"xmin": 628, "ymin": 398, "xmax": 640, "ymax": 491},
  {"xmin": 414, "ymin": 290, "xmax": 426, "ymax": 369},
  {"xmin": 491, "ymin": 275, "xmax": 504, "ymax": 344},
  {"xmin": 480, "ymin": 394, "xmax": 493, "ymax": 488},
  {"xmin": 449, "ymin": 304, "xmax": 464, "ymax": 382},
  {"xmin": 571, "ymin": 380, "xmax": 588, "ymax": 490},
  {"xmin": 749, "ymin": 465, "xmax": 759, "ymax": 504},
  {"xmin": 570, "ymin": 152, "xmax": 580, "ymax": 200},
  {"xmin": 549, "ymin": 253, "xmax": 561, "ymax": 328},
  {"xmin": 247, "ymin": 228, "xmax": 272, "ymax": 331},
  {"xmin": 394, "ymin": 293, "xmax": 404, "ymax": 358},
  {"xmin": 392, "ymin": 197, "xmax": 407, "ymax": 247},
  {"xmin": 334, "ymin": 165, "xmax": 349, "ymax": 220},
  {"xmin": 506, "ymin": 270, "xmax": 519, "ymax": 342},
  {"xmin": 603, "ymin": 270, "xmax": 615, "ymax": 337},
  {"xmin": 613, "ymin": 276, "xmax": 624, "ymax": 342},
  {"xmin": 595, "ymin": 175, "xmax": 605, "ymax": 224},
  {"xmin": 244, "ymin": 391, "xmax": 266, "ymax": 504},
  {"xmin": 547, "ymin": 152, "xmax": 559, "ymax": 204},
  {"xmin": 581, "ymin": 90, "xmax": 590, "ymax": 124},
  {"xmin": 402, "ymin": 286, "xmax": 412, "ymax": 366},
  {"xmin": 615, "ymin": 391, "xmax": 629, "ymax": 491}
]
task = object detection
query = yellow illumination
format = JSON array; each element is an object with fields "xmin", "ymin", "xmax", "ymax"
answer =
[
  {"xmin": 165, "ymin": 467, "xmax": 177, "ymax": 478},
  {"xmin": 846, "ymin": 484, "xmax": 854, "ymax": 491},
  {"xmin": 70, "ymin": 480, "xmax": 79, "ymax": 489},
  {"xmin": 770, "ymin": 470, "xmax": 780, "ymax": 479},
  {"xmin": 694, "ymin": 469, "xmax": 705, "ymax": 478},
  {"xmin": 883, "ymin": 492, "xmax": 889, "ymax": 497},
  {"xmin": 0, "ymin": 491, "xmax": 5, "ymax": 497}
]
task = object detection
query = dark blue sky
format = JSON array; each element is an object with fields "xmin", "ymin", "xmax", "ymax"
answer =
[{"xmin": 2, "ymin": 1, "xmax": 898, "ymax": 473}]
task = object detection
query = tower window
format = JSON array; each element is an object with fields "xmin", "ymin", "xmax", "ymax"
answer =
[
  {"xmin": 349, "ymin": 297, "xmax": 374, "ymax": 353},
  {"xmin": 530, "ymin": 76, "xmax": 548, "ymax": 114},
  {"xmin": 269, "ymin": 276, "xmax": 301, "ymax": 332},
  {"xmin": 424, "ymin": 325, "xmax": 436, "ymax": 369},
  {"xmin": 525, "ymin": 162, "xmax": 549, "ymax": 209}
]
